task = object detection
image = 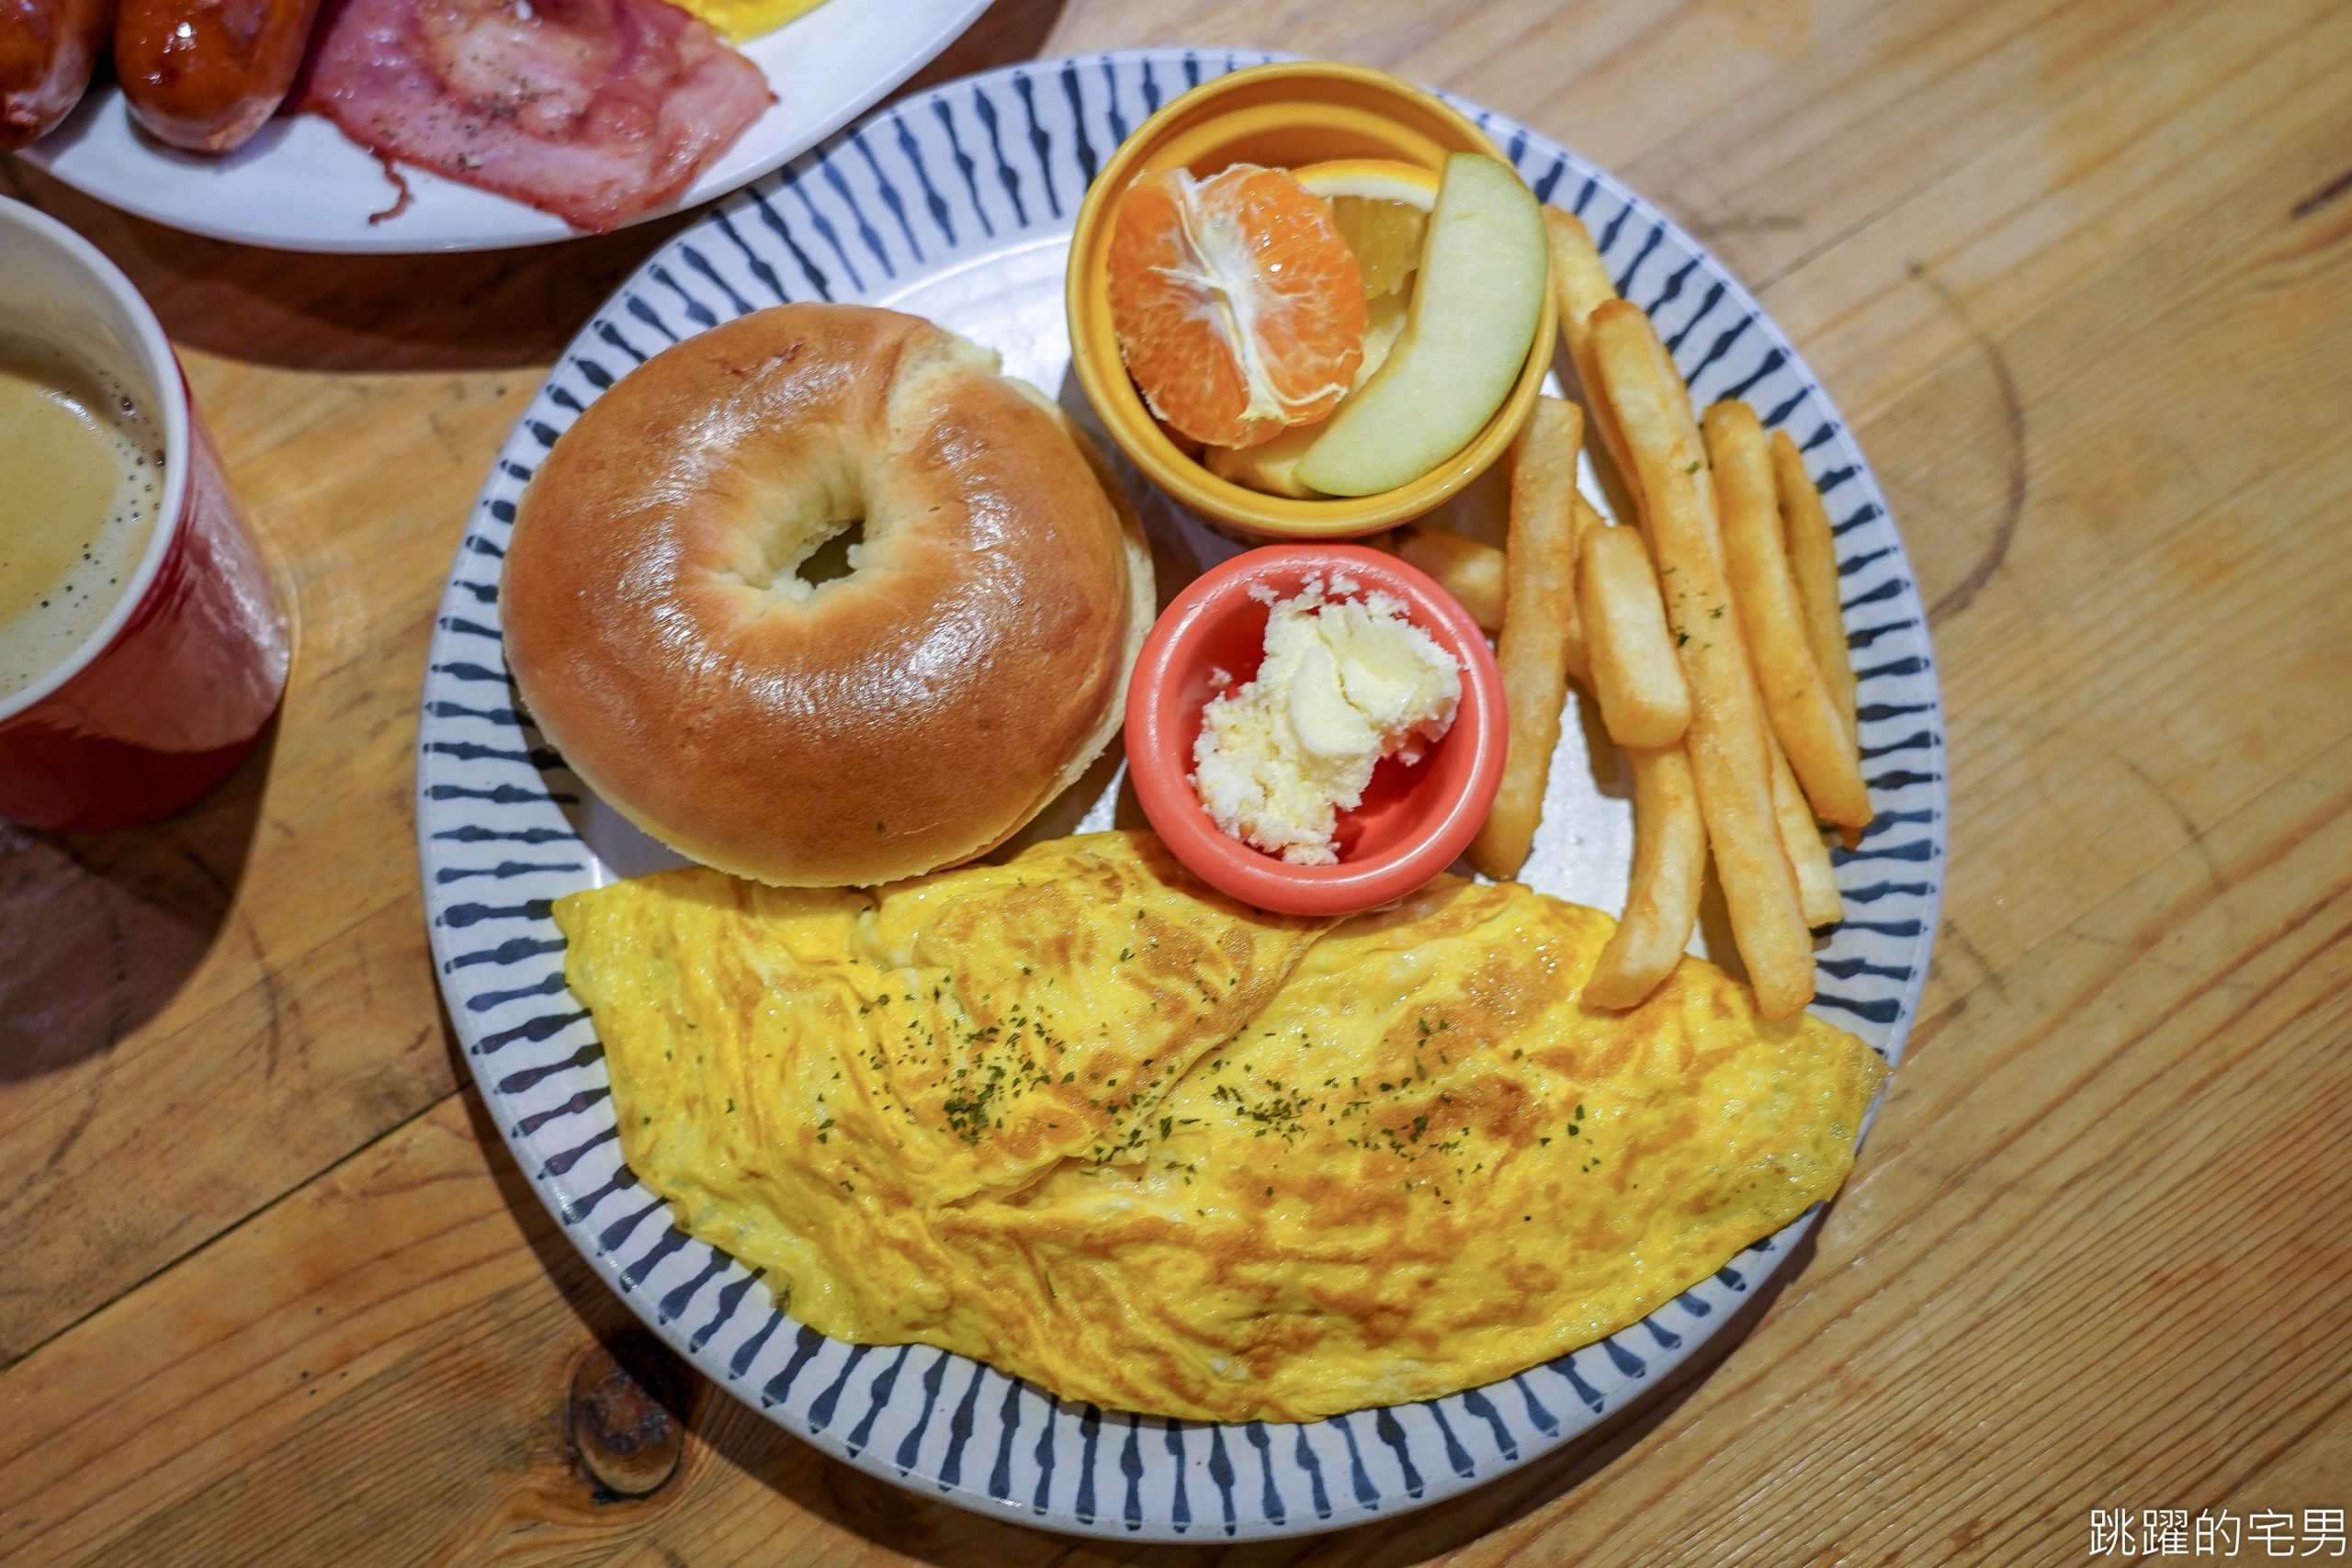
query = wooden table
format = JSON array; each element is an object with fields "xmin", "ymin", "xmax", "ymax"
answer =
[{"xmin": 5, "ymin": 0, "xmax": 2348, "ymax": 1561}]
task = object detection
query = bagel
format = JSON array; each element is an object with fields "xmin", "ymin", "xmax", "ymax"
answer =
[{"xmin": 503, "ymin": 303, "xmax": 1154, "ymax": 886}]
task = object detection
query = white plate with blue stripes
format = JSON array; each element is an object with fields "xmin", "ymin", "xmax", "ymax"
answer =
[{"xmin": 417, "ymin": 49, "xmax": 1947, "ymax": 1542}]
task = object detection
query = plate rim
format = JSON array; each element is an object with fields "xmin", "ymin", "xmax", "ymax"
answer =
[{"xmin": 415, "ymin": 45, "xmax": 1949, "ymax": 1542}]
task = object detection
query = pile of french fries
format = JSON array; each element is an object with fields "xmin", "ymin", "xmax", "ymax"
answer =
[{"xmin": 1414, "ymin": 211, "xmax": 1869, "ymax": 1021}]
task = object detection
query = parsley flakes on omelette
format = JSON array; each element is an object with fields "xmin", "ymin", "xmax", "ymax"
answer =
[{"xmin": 554, "ymin": 830, "xmax": 1883, "ymax": 1422}]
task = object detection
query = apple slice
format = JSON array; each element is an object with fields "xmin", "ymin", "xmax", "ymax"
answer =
[{"xmin": 1295, "ymin": 153, "xmax": 1546, "ymax": 498}]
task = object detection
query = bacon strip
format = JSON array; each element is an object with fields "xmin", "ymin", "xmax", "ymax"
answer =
[{"xmin": 300, "ymin": 0, "xmax": 773, "ymax": 232}]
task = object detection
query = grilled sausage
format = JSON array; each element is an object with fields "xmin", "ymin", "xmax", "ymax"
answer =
[
  {"xmin": 0, "ymin": 0, "xmax": 111, "ymax": 150},
  {"xmin": 114, "ymin": 0, "xmax": 324, "ymax": 152}
]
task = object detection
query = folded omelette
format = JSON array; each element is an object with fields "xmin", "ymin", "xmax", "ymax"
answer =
[{"xmin": 554, "ymin": 830, "xmax": 1883, "ymax": 1422}]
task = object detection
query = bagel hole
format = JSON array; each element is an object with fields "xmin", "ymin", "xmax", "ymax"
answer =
[
  {"xmin": 794, "ymin": 517, "xmax": 865, "ymax": 590},
  {"xmin": 744, "ymin": 511, "xmax": 866, "ymax": 604}
]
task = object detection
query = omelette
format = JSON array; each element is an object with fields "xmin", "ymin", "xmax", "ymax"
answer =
[{"xmin": 554, "ymin": 830, "xmax": 1884, "ymax": 1422}]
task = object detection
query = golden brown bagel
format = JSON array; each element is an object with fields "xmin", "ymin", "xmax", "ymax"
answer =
[{"xmin": 503, "ymin": 303, "xmax": 1153, "ymax": 886}]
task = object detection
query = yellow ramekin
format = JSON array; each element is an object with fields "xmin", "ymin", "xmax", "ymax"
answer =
[{"xmin": 1066, "ymin": 60, "xmax": 1556, "ymax": 539}]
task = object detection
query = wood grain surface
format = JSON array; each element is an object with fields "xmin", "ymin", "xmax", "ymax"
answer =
[{"xmin": 4, "ymin": 1, "xmax": 2349, "ymax": 1562}]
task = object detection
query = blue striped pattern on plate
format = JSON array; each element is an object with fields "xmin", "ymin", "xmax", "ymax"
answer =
[{"xmin": 416, "ymin": 49, "xmax": 1946, "ymax": 1543}]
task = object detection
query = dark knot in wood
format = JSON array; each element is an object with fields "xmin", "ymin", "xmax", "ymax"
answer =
[{"xmin": 569, "ymin": 1334, "xmax": 687, "ymax": 1500}]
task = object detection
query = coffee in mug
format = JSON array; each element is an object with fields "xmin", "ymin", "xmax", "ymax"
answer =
[
  {"xmin": 0, "ymin": 339, "xmax": 165, "ymax": 702},
  {"xmin": 0, "ymin": 197, "xmax": 289, "ymax": 832}
]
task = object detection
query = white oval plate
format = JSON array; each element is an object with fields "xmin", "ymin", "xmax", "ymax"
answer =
[
  {"xmin": 13, "ymin": 0, "xmax": 990, "ymax": 254},
  {"xmin": 417, "ymin": 49, "xmax": 1948, "ymax": 1541}
]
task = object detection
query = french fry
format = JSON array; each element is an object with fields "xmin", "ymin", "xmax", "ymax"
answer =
[
  {"xmin": 1391, "ymin": 525, "xmax": 1505, "ymax": 636},
  {"xmin": 1583, "ymin": 743, "xmax": 1706, "ymax": 1009},
  {"xmin": 1588, "ymin": 299, "xmax": 1813, "ymax": 1018},
  {"xmin": 1468, "ymin": 397, "xmax": 1584, "ymax": 881},
  {"xmin": 1769, "ymin": 728, "xmax": 1843, "ymax": 928},
  {"xmin": 1703, "ymin": 401, "xmax": 1872, "ymax": 834},
  {"xmin": 1546, "ymin": 209, "xmax": 1618, "ymax": 349},
  {"xmin": 1566, "ymin": 493, "xmax": 1605, "ymax": 680},
  {"xmin": 1544, "ymin": 208, "xmax": 1637, "ymax": 503},
  {"xmin": 1772, "ymin": 427, "xmax": 1860, "ymax": 750},
  {"xmin": 1578, "ymin": 524, "xmax": 1690, "ymax": 748}
]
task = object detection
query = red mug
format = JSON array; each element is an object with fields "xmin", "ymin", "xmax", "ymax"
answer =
[{"xmin": 0, "ymin": 199, "xmax": 288, "ymax": 832}]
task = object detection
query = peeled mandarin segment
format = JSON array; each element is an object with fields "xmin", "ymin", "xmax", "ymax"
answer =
[
  {"xmin": 1104, "ymin": 164, "xmax": 1367, "ymax": 450},
  {"xmin": 1108, "ymin": 173, "xmax": 1259, "ymax": 448}
]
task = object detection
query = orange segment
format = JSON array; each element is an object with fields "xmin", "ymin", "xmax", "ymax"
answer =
[
  {"xmin": 1105, "ymin": 164, "xmax": 1367, "ymax": 450},
  {"xmin": 1292, "ymin": 159, "xmax": 1440, "ymax": 299}
]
